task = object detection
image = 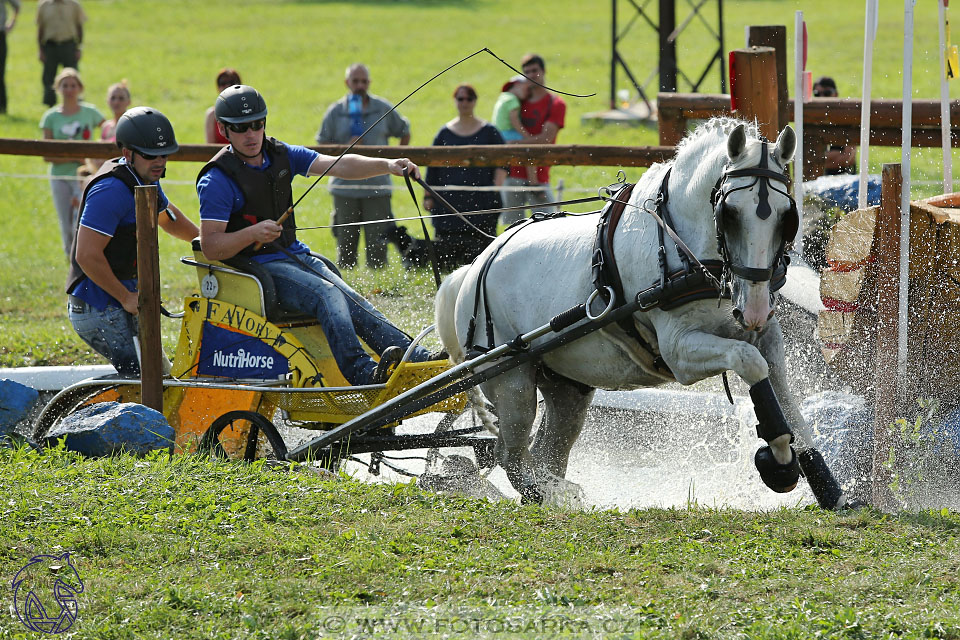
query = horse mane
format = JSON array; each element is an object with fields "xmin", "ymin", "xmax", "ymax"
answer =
[{"xmin": 673, "ymin": 117, "xmax": 761, "ymax": 199}]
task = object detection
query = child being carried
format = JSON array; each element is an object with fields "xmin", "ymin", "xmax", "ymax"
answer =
[{"xmin": 491, "ymin": 75, "xmax": 537, "ymax": 184}]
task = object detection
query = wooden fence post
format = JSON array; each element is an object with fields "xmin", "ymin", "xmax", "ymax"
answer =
[
  {"xmin": 871, "ymin": 163, "xmax": 905, "ymax": 511},
  {"xmin": 730, "ymin": 46, "xmax": 780, "ymax": 142},
  {"xmin": 746, "ymin": 25, "xmax": 788, "ymax": 131},
  {"xmin": 135, "ymin": 185, "xmax": 163, "ymax": 412}
]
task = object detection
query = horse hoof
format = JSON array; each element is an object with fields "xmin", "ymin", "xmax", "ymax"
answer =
[
  {"xmin": 519, "ymin": 484, "xmax": 544, "ymax": 505},
  {"xmin": 754, "ymin": 446, "xmax": 800, "ymax": 493},
  {"xmin": 797, "ymin": 447, "xmax": 845, "ymax": 509},
  {"xmin": 841, "ymin": 497, "xmax": 869, "ymax": 511},
  {"xmin": 539, "ymin": 474, "xmax": 586, "ymax": 510}
]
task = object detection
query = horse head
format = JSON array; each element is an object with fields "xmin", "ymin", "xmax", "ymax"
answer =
[{"xmin": 713, "ymin": 123, "xmax": 798, "ymax": 331}]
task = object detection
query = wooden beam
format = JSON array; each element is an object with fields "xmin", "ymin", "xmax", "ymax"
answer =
[
  {"xmin": 135, "ymin": 185, "xmax": 163, "ymax": 413},
  {"xmin": 0, "ymin": 138, "xmax": 675, "ymax": 167},
  {"xmin": 871, "ymin": 163, "xmax": 904, "ymax": 511},
  {"xmin": 747, "ymin": 25, "xmax": 789, "ymax": 130},
  {"xmin": 730, "ymin": 46, "xmax": 779, "ymax": 141},
  {"xmin": 656, "ymin": 94, "xmax": 960, "ymax": 126}
]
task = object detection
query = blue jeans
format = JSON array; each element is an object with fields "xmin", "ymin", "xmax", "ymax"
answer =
[
  {"xmin": 261, "ymin": 254, "xmax": 429, "ymax": 385},
  {"xmin": 68, "ymin": 297, "xmax": 140, "ymax": 375}
]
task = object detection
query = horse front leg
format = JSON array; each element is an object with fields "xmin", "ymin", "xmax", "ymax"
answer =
[
  {"xmin": 758, "ymin": 321, "xmax": 848, "ymax": 510},
  {"xmin": 660, "ymin": 330, "xmax": 801, "ymax": 495}
]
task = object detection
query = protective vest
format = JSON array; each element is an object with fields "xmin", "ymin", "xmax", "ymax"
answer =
[
  {"xmin": 65, "ymin": 159, "xmax": 157, "ymax": 295},
  {"xmin": 196, "ymin": 137, "xmax": 296, "ymax": 258}
]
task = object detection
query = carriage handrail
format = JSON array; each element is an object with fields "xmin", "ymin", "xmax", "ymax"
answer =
[{"xmin": 0, "ymin": 138, "xmax": 674, "ymax": 168}]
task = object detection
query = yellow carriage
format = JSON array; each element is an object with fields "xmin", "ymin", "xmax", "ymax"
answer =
[{"xmin": 35, "ymin": 241, "xmax": 494, "ymax": 471}]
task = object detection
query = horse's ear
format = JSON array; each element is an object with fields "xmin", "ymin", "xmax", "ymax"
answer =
[
  {"xmin": 774, "ymin": 125, "xmax": 797, "ymax": 165},
  {"xmin": 727, "ymin": 124, "xmax": 747, "ymax": 162}
]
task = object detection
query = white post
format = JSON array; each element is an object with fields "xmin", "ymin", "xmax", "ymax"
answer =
[
  {"xmin": 793, "ymin": 10, "xmax": 805, "ymax": 256},
  {"xmin": 939, "ymin": 0, "xmax": 954, "ymax": 193},
  {"xmin": 858, "ymin": 0, "xmax": 879, "ymax": 210},
  {"xmin": 898, "ymin": 0, "xmax": 915, "ymax": 386}
]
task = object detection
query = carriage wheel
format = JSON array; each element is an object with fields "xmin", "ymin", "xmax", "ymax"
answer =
[{"xmin": 200, "ymin": 411, "xmax": 289, "ymax": 462}]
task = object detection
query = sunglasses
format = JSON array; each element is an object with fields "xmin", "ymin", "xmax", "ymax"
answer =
[
  {"xmin": 226, "ymin": 119, "xmax": 266, "ymax": 133},
  {"xmin": 456, "ymin": 96, "xmax": 476, "ymax": 102},
  {"xmin": 137, "ymin": 150, "xmax": 161, "ymax": 161}
]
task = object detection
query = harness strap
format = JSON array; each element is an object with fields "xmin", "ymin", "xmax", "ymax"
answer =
[
  {"xmin": 465, "ymin": 211, "xmax": 569, "ymax": 355},
  {"xmin": 590, "ymin": 181, "xmax": 665, "ymax": 367},
  {"xmin": 656, "ymin": 168, "xmax": 690, "ymax": 276},
  {"xmin": 592, "ymin": 181, "xmax": 635, "ymax": 306}
]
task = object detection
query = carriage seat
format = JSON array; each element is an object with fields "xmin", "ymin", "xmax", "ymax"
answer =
[{"xmin": 185, "ymin": 238, "xmax": 341, "ymax": 325}]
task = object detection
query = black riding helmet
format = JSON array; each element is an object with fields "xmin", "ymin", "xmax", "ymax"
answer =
[
  {"xmin": 215, "ymin": 85, "xmax": 268, "ymax": 123},
  {"xmin": 115, "ymin": 106, "xmax": 179, "ymax": 156}
]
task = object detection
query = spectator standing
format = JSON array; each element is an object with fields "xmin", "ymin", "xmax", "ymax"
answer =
[
  {"xmin": 67, "ymin": 107, "xmax": 198, "ymax": 375},
  {"xmin": 197, "ymin": 85, "xmax": 436, "ymax": 385},
  {"xmin": 501, "ymin": 53, "xmax": 566, "ymax": 225},
  {"xmin": 0, "ymin": 0, "xmax": 20, "ymax": 114},
  {"xmin": 317, "ymin": 63, "xmax": 410, "ymax": 269},
  {"xmin": 422, "ymin": 83, "xmax": 505, "ymax": 269},
  {"xmin": 813, "ymin": 76, "xmax": 857, "ymax": 175},
  {"xmin": 36, "ymin": 0, "xmax": 85, "ymax": 107},
  {"xmin": 205, "ymin": 68, "xmax": 241, "ymax": 144},
  {"xmin": 100, "ymin": 80, "xmax": 130, "ymax": 142},
  {"xmin": 40, "ymin": 67, "xmax": 104, "ymax": 257}
]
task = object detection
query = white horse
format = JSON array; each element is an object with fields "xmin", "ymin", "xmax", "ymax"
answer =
[{"xmin": 435, "ymin": 118, "xmax": 849, "ymax": 510}]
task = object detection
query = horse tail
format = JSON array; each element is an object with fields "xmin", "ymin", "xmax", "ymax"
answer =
[
  {"xmin": 435, "ymin": 265, "xmax": 470, "ymax": 363},
  {"xmin": 467, "ymin": 387, "xmax": 499, "ymax": 437}
]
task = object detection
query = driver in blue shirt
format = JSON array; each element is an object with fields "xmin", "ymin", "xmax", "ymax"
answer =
[{"xmin": 195, "ymin": 85, "xmax": 436, "ymax": 386}]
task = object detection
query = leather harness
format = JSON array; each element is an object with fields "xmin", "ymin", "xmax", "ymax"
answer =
[{"xmin": 464, "ymin": 156, "xmax": 793, "ymax": 378}]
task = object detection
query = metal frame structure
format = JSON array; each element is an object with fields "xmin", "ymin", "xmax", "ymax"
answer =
[{"xmin": 610, "ymin": 0, "xmax": 727, "ymax": 111}]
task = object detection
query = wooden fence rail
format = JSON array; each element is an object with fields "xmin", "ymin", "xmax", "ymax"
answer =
[{"xmin": 0, "ymin": 138, "xmax": 674, "ymax": 168}]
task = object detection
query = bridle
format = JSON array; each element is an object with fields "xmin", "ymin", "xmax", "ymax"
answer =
[{"xmin": 710, "ymin": 141, "xmax": 799, "ymax": 286}]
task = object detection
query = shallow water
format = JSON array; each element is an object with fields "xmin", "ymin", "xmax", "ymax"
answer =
[{"xmin": 297, "ymin": 398, "xmax": 820, "ymax": 512}]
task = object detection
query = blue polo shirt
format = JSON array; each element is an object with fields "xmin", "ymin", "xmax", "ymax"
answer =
[
  {"xmin": 196, "ymin": 141, "xmax": 319, "ymax": 264},
  {"xmin": 69, "ymin": 161, "xmax": 170, "ymax": 310}
]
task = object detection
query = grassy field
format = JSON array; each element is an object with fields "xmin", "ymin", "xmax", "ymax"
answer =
[
  {"xmin": 3, "ymin": 3, "xmax": 960, "ymax": 638},
  {"xmin": 0, "ymin": 446, "xmax": 959, "ymax": 639},
  {"xmin": 1, "ymin": 0, "xmax": 959, "ymax": 366}
]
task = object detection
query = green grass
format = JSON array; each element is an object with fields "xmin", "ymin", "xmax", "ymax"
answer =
[
  {"xmin": 2, "ymin": 0, "xmax": 959, "ymax": 366},
  {"xmin": 1, "ymin": 445, "xmax": 959, "ymax": 639},
  {"xmin": 3, "ymin": 4, "xmax": 960, "ymax": 636}
]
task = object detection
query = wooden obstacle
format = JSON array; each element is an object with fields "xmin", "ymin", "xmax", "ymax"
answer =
[
  {"xmin": 818, "ymin": 182, "xmax": 960, "ymax": 405},
  {"xmin": 816, "ymin": 164, "xmax": 960, "ymax": 508}
]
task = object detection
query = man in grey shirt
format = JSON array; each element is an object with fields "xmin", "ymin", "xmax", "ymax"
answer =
[{"xmin": 317, "ymin": 63, "xmax": 410, "ymax": 269}]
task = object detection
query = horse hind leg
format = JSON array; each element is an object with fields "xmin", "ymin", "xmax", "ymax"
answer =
[
  {"xmin": 531, "ymin": 368, "xmax": 595, "ymax": 477},
  {"xmin": 480, "ymin": 365, "xmax": 542, "ymax": 503},
  {"xmin": 529, "ymin": 368, "xmax": 595, "ymax": 509}
]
